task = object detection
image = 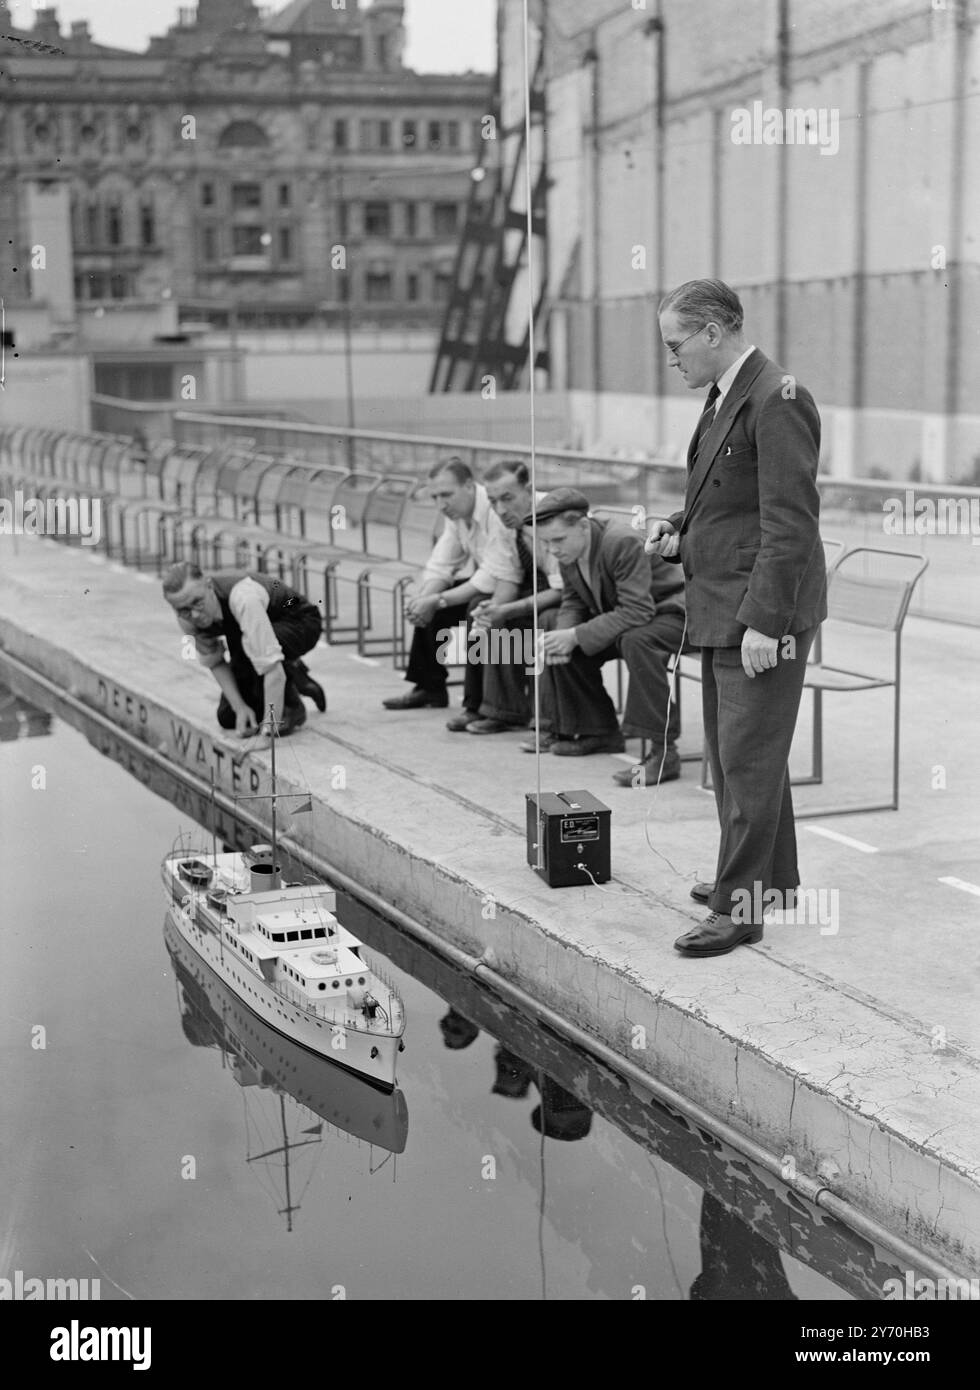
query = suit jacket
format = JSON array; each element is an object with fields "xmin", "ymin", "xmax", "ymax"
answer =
[
  {"xmin": 556, "ymin": 518, "xmax": 685, "ymax": 658},
  {"xmin": 667, "ymin": 348, "xmax": 826, "ymax": 646}
]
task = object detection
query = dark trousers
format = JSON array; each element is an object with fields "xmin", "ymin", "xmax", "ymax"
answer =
[
  {"xmin": 404, "ymin": 594, "xmax": 487, "ymax": 713},
  {"xmin": 479, "ymin": 599, "xmax": 559, "ymax": 725},
  {"xmin": 216, "ymin": 606, "xmax": 322, "ymax": 729},
  {"xmin": 701, "ymin": 625, "xmax": 817, "ymax": 922},
  {"xmin": 546, "ymin": 609, "xmax": 686, "ymax": 743}
]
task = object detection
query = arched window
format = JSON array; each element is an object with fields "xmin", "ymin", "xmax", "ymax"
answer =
[{"xmin": 217, "ymin": 121, "xmax": 269, "ymax": 150}]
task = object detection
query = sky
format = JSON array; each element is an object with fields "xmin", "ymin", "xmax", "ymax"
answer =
[{"xmin": 2, "ymin": 0, "xmax": 497, "ymax": 71}]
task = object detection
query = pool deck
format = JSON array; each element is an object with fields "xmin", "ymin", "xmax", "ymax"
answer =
[{"xmin": 2, "ymin": 534, "xmax": 979, "ymax": 1276}]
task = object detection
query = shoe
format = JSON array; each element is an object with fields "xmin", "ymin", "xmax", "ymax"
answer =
[
  {"xmin": 520, "ymin": 730, "xmax": 557, "ymax": 753},
  {"xmin": 278, "ymin": 703, "xmax": 307, "ymax": 736},
  {"xmin": 690, "ymin": 881, "xmax": 715, "ymax": 905},
  {"xmin": 446, "ymin": 710, "xmax": 481, "ymax": 732},
  {"xmin": 673, "ymin": 912, "xmax": 763, "ymax": 957},
  {"xmin": 612, "ymin": 745, "xmax": 681, "ymax": 786},
  {"xmin": 290, "ymin": 665, "xmax": 326, "ymax": 712},
  {"xmin": 551, "ymin": 733, "xmax": 626, "ymax": 757},
  {"xmin": 382, "ymin": 687, "xmax": 449, "ymax": 710},
  {"xmin": 467, "ymin": 718, "xmax": 524, "ymax": 735}
]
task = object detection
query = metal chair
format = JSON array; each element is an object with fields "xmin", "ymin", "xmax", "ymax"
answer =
[{"xmin": 794, "ymin": 545, "xmax": 928, "ymax": 817}]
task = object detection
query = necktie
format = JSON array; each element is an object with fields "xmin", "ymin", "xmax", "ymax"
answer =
[
  {"xmin": 515, "ymin": 527, "xmax": 535, "ymax": 586},
  {"xmin": 692, "ymin": 382, "xmax": 721, "ymax": 463}
]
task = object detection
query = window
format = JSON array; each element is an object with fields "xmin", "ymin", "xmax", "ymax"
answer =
[
  {"xmin": 217, "ymin": 120, "xmax": 268, "ymax": 150},
  {"xmin": 202, "ymin": 226, "xmax": 218, "ymax": 261},
  {"xmin": 402, "ymin": 119, "xmax": 416, "ymax": 149},
  {"xmin": 232, "ymin": 225, "xmax": 265, "ymax": 255},
  {"xmin": 434, "ymin": 271, "xmax": 453, "ymax": 301},
  {"xmin": 85, "ymin": 203, "xmax": 99, "ymax": 245},
  {"xmin": 406, "ymin": 272, "xmax": 419, "ymax": 301},
  {"xmin": 278, "ymin": 226, "xmax": 293, "ymax": 261},
  {"xmin": 428, "ymin": 120, "xmax": 442, "ymax": 149},
  {"xmin": 376, "ymin": 34, "xmax": 388, "ymax": 68},
  {"xmin": 201, "ymin": 182, "xmax": 214, "ymax": 207},
  {"xmin": 109, "ymin": 274, "xmax": 128, "ymax": 299},
  {"xmin": 447, "ymin": 120, "xmax": 460, "ymax": 150},
  {"xmin": 338, "ymin": 202, "xmax": 349, "ymax": 238},
  {"xmin": 106, "ymin": 202, "xmax": 123, "ymax": 246},
  {"xmin": 231, "ymin": 182, "xmax": 262, "ymax": 210},
  {"xmin": 334, "ymin": 119, "xmax": 347, "ymax": 150},
  {"xmin": 140, "ymin": 202, "xmax": 155, "ymax": 247},
  {"xmin": 378, "ymin": 119, "xmax": 391, "ymax": 149},
  {"xmin": 433, "ymin": 202, "xmax": 458, "ymax": 236},
  {"xmin": 364, "ymin": 201, "xmax": 390, "ymax": 236},
  {"xmin": 365, "ymin": 271, "xmax": 393, "ymax": 301},
  {"xmin": 278, "ymin": 182, "xmax": 291, "ymax": 208},
  {"xmin": 404, "ymin": 201, "xmax": 417, "ymax": 237}
]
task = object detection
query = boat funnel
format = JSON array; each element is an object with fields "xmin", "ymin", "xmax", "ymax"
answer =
[{"xmin": 250, "ymin": 861, "xmax": 282, "ymax": 892}]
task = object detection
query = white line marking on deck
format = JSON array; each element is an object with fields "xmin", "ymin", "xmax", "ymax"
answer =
[
  {"xmin": 804, "ymin": 826, "xmax": 878, "ymax": 853},
  {"xmin": 348, "ymin": 654, "xmax": 379, "ymax": 667},
  {"xmin": 938, "ymin": 876, "xmax": 980, "ymax": 898}
]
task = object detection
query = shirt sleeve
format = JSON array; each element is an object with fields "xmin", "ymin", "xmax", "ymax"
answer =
[
  {"xmin": 228, "ymin": 577, "xmax": 284, "ymax": 676},
  {"xmin": 422, "ymin": 515, "xmax": 466, "ymax": 585},
  {"xmin": 473, "ymin": 511, "xmax": 522, "ymax": 591}
]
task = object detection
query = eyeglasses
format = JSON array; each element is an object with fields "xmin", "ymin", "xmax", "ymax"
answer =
[
  {"xmin": 663, "ymin": 324, "xmax": 706, "ymax": 358},
  {"xmin": 175, "ymin": 594, "xmax": 210, "ymax": 621}
]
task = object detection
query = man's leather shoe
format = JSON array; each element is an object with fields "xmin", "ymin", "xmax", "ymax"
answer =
[
  {"xmin": 520, "ymin": 730, "xmax": 557, "ymax": 753},
  {"xmin": 673, "ymin": 912, "xmax": 763, "ymax": 957},
  {"xmin": 552, "ymin": 733, "xmax": 626, "ymax": 756},
  {"xmin": 279, "ymin": 703, "xmax": 307, "ymax": 736},
  {"xmin": 446, "ymin": 710, "xmax": 481, "ymax": 732},
  {"xmin": 467, "ymin": 717, "xmax": 524, "ymax": 734},
  {"xmin": 690, "ymin": 881, "xmax": 715, "ymax": 905},
  {"xmin": 294, "ymin": 669, "xmax": 327, "ymax": 712},
  {"xmin": 382, "ymin": 688, "xmax": 449, "ymax": 710},
  {"xmin": 612, "ymin": 746, "xmax": 681, "ymax": 787}
]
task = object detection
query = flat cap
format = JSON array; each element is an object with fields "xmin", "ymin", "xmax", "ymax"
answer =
[{"xmin": 523, "ymin": 487, "xmax": 591, "ymax": 527}]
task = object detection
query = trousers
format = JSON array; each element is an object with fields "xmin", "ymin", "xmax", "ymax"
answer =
[
  {"xmin": 216, "ymin": 605, "xmax": 322, "ymax": 729},
  {"xmin": 701, "ymin": 625, "xmax": 818, "ymax": 922},
  {"xmin": 545, "ymin": 608, "xmax": 686, "ymax": 743}
]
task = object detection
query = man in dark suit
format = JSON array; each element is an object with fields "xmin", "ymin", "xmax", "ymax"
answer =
[
  {"xmin": 647, "ymin": 278, "xmax": 826, "ymax": 957},
  {"xmin": 529, "ymin": 488, "xmax": 686, "ymax": 778}
]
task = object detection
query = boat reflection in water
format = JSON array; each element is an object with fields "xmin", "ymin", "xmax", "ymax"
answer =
[{"xmin": 165, "ymin": 916, "xmax": 408, "ymax": 1229}]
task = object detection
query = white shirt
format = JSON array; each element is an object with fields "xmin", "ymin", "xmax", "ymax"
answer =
[
  {"xmin": 422, "ymin": 484, "xmax": 521, "ymax": 592},
  {"xmin": 713, "ymin": 344, "xmax": 756, "ymax": 408},
  {"xmin": 184, "ymin": 576, "xmax": 284, "ymax": 676},
  {"xmin": 484, "ymin": 489, "xmax": 563, "ymax": 591}
]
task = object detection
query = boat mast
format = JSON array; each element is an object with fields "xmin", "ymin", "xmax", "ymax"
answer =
[
  {"xmin": 210, "ymin": 769, "xmax": 218, "ymax": 868},
  {"xmin": 269, "ymin": 703, "xmax": 277, "ymax": 875}
]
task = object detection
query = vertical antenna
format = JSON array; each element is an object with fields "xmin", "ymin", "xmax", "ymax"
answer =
[
  {"xmin": 269, "ymin": 703, "xmax": 278, "ymax": 876},
  {"xmin": 210, "ymin": 768, "xmax": 218, "ymax": 868}
]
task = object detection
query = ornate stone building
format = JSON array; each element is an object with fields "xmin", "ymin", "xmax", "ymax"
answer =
[{"xmin": 0, "ymin": 0, "xmax": 490, "ymax": 330}]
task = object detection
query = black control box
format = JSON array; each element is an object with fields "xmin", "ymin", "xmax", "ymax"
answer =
[{"xmin": 525, "ymin": 790, "xmax": 611, "ymax": 888}]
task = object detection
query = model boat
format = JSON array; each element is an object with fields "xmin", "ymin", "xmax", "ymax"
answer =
[{"xmin": 161, "ymin": 709, "xmax": 405, "ymax": 1091}]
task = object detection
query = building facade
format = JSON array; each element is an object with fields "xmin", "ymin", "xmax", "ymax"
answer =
[
  {"xmin": 501, "ymin": 0, "xmax": 979, "ymax": 481},
  {"xmin": 0, "ymin": 0, "xmax": 491, "ymax": 333}
]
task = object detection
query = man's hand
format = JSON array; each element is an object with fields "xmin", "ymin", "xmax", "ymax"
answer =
[
  {"xmin": 741, "ymin": 627, "xmax": 779, "ymax": 679},
  {"xmin": 472, "ymin": 601, "xmax": 513, "ymax": 630},
  {"xmin": 406, "ymin": 593, "xmax": 441, "ymax": 626},
  {"xmin": 645, "ymin": 519, "xmax": 679, "ymax": 558},
  {"xmin": 540, "ymin": 628, "xmax": 578, "ymax": 663},
  {"xmin": 235, "ymin": 704, "xmax": 258, "ymax": 737}
]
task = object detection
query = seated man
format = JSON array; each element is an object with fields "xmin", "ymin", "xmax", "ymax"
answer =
[
  {"xmin": 530, "ymin": 488, "xmax": 687, "ymax": 785},
  {"xmin": 467, "ymin": 458, "xmax": 563, "ymax": 734},
  {"xmin": 163, "ymin": 561, "xmax": 325, "ymax": 736},
  {"xmin": 382, "ymin": 456, "xmax": 521, "ymax": 731}
]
